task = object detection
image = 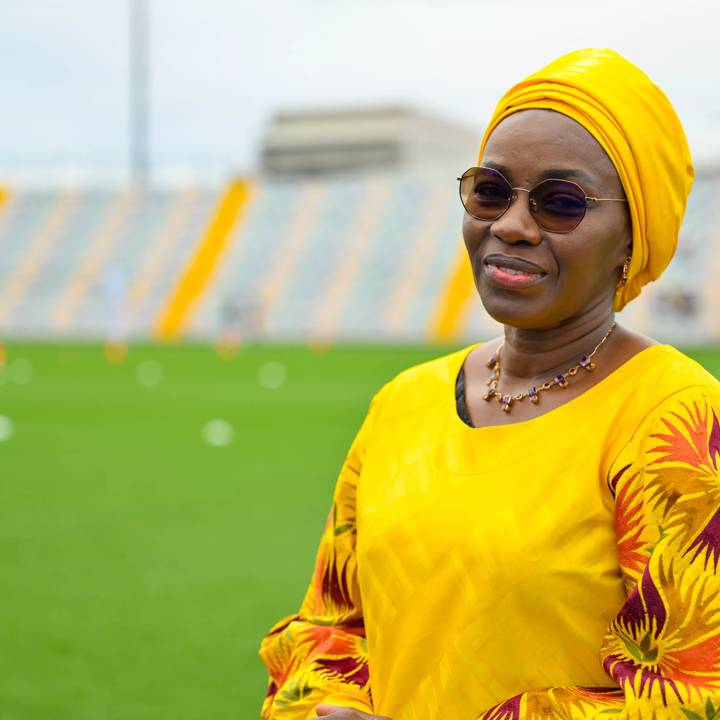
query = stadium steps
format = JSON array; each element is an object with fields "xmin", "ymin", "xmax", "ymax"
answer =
[
  {"xmin": 304, "ymin": 178, "xmax": 392, "ymax": 341},
  {"xmin": 128, "ymin": 189, "xmax": 203, "ymax": 327},
  {"xmin": 246, "ymin": 181, "xmax": 327, "ymax": 336},
  {"xmin": 0, "ymin": 190, "xmax": 81, "ymax": 330},
  {"xmin": 381, "ymin": 179, "xmax": 463, "ymax": 341},
  {"xmin": 187, "ymin": 180, "xmax": 310, "ymax": 339},
  {"xmin": 154, "ymin": 180, "xmax": 252, "ymax": 340},
  {"xmin": 52, "ymin": 188, "xmax": 142, "ymax": 331},
  {"xmin": 0, "ymin": 188, "xmax": 218, "ymax": 337},
  {"xmin": 190, "ymin": 173, "xmax": 474, "ymax": 342},
  {"xmin": 267, "ymin": 178, "xmax": 363, "ymax": 339}
]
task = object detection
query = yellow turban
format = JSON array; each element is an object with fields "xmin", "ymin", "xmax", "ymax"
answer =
[{"xmin": 477, "ymin": 48, "xmax": 694, "ymax": 311}]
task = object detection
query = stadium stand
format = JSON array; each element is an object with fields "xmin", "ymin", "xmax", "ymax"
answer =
[
  {"xmin": 1, "ymin": 171, "xmax": 718, "ymax": 344},
  {"xmin": 0, "ymin": 188, "xmax": 218, "ymax": 338},
  {"xmin": 188, "ymin": 172, "xmax": 470, "ymax": 342}
]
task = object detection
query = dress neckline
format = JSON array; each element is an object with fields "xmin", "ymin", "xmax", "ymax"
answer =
[{"xmin": 451, "ymin": 342, "xmax": 674, "ymax": 431}]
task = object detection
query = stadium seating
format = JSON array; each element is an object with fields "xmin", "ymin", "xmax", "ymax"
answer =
[
  {"xmin": 0, "ymin": 188, "xmax": 217, "ymax": 338},
  {"xmin": 0, "ymin": 172, "xmax": 718, "ymax": 343}
]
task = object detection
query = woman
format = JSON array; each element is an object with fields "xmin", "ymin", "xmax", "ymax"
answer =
[{"xmin": 259, "ymin": 49, "xmax": 720, "ymax": 720}]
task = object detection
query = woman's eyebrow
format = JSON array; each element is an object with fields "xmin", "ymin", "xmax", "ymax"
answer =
[
  {"xmin": 483, "ymin": 160, "xmax": 597, "ymax": 186},
  {"xmin": 539, "ymin": 167, "xmax": 597, "ymax": 184},
  {"xmin": 483, "ymin": 160, "xmax": 509, "ymax": 175}
]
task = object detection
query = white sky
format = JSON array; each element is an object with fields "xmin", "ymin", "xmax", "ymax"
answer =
[{"xmin": 2, "ymin": 0, "xmax": 719, "ymax": 182}]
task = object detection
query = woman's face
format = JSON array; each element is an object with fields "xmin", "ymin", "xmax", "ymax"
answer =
[{"xmin": 462, "ymin": 109, "xmax": 632, "ymax": 329}]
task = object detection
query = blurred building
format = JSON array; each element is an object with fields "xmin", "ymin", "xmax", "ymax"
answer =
[
  {"xmin": 261, "ymin": 106, "xmax": 478, "ymax": 176},
  {"xmin": 0, "ymin": 106, "xmax": 719, "ymax": 345}
]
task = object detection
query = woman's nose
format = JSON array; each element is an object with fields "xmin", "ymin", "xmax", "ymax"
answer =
[{"xmin": 490, "ymin": 190, "xmax": 542, "ymax": 245}]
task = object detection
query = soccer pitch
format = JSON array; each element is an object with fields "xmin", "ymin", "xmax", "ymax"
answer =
[
  {"xmin": 0, "ymin": 342, "xmax": 452, "ymax": 720},
  {"xmin": 3, "ymin": 341, "xmax": 720, "ymax": 720}
]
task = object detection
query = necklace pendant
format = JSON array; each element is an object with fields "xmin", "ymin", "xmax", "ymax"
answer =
[
  {"xmin": 487, "ymin": 322, "xmax": 614, "ymax": 415},
  {"xmin": 579, "ymin": 356, "xmax": 596, "ymax": 372}
]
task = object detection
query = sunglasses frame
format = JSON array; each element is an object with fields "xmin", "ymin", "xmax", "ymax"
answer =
[{"xmin": 457, "ymin": 166, "xmax": 628, "ymax": 233}]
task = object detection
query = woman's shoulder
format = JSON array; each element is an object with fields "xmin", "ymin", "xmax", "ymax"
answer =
[
  {"xmin": 606, "ymin": 341, "xmax": 720, "ymax": 450},
  {"xmin": 604, "ymin": 343, "xmax": 720, "ymax": 473},
  {"xmin": 636, "ymin": 343, "xmax": 720, "ymax": 397},
  {"xmin": 596, "ymin": 326, "xmax": 720, "ymax": 401}
]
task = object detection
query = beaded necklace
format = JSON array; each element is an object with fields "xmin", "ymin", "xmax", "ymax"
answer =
[{"xmin": 483, "ymin": 321, "xmax": 617, "ymax": 413}]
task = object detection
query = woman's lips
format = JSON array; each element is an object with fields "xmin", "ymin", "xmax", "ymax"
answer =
[{"xmin": 483, "ymin": 263, "xmax": 547, "ymax": 289}]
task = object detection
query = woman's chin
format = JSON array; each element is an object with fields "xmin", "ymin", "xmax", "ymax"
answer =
[{"xmin": 478, "ymin": 290, "xmax": 557, "ymax": 329}]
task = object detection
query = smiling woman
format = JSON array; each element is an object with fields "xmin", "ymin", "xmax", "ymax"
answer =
[
  {"xmin": 464, "ymin": 111, "xmax": 632, "ymax": 330},
  {"xmin": 258, "ymin": 49, "xmax": 720, "ymax": 720}
]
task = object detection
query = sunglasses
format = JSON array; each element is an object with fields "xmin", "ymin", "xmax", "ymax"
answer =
[{"xmin": 457, "ymin": 166, "xmax": 627, "ymax": 233}]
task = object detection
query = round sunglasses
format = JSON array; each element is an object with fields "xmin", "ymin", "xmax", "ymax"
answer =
[{"xmin": 457, "ymin": 166, "xmax": 627, "ymax": 233}]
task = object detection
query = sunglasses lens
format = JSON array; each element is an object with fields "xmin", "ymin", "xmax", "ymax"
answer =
[
  {"xmin": 459, "ymin": 168, "xmax": 512, "ymax": 220},
  {"xmin": 530, "ymin": 180, "xmax": 587, "ymax": 232}
]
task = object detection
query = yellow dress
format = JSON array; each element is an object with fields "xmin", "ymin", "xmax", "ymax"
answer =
[{"xmin": 259, "ymin": 343, "xmax": 720, "ymax": 720}]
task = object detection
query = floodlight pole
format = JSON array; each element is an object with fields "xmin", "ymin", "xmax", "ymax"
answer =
[{"xmin": 129, "ymin": 0, "xmax": 150, "ymax": 186}]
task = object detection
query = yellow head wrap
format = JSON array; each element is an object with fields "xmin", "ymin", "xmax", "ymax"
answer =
[{"xmin": 477, "ymin": 48, "xmax": 694, "ymax": 311}]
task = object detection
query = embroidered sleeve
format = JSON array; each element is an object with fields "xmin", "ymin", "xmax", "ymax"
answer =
[
  {"xmin": 259, "ymin": 385, "xmax": 388, "ymax": 720},
  {"xmin": 477, "ymin": 385, "xmax": 720, "ymax": 720}
]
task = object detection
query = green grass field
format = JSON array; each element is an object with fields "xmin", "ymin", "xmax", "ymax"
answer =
[
  {"xmin": 0, "ymin": 342, "xmax": 460, "ymax": 720},
  {"xmin": 3, "ymin": 341, "xmax": 720, "ymax": 720}
]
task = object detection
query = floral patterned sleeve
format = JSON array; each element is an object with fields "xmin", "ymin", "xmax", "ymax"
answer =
[
  {"xmin": 259, "ymin": 385, "xmax": 388, "ymax": 720},
  {"xmin": 479, "ymin": 385, "xmax": 720, "ymax": 720}
]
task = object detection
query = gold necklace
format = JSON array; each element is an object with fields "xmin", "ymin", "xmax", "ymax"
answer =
[{"xmin": 483, "ymin": 322, "xmax": 617, "ymax": 413}]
